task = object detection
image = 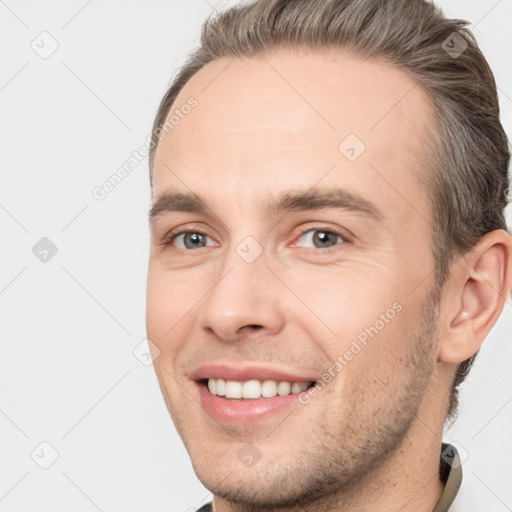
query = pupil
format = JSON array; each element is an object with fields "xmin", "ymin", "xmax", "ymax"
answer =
[
  {"xmin": 314, "ymin": 231, "xmax": 335, "ymax": 248},
  {"xmin": 185, "ymin": 233, "xmax": 205, "ymax": 249}
]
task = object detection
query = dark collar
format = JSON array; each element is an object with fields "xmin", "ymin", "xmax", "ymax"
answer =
[{"xmin": 432, "ymin": 442, "xmax": 463, "ymax": 512}]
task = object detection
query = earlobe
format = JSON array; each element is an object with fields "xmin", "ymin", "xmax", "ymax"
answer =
[{"xmin": 438, "ymin": 230, "xmax": 512, "ymax": 365}]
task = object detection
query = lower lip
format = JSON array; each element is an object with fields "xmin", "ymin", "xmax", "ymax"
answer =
[{"xmin": 196, "ymin": 381, "xmax": 306, "ymax": 424}]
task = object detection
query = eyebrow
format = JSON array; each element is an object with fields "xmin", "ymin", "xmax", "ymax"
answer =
[{"xmin": 149, "ymin": 187, "xmax": 384, "ymax": 225}]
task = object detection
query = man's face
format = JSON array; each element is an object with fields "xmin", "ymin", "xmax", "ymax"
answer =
[{"xmin": 147, "ymin": 50, "xmax": 441, "ymax": 506}]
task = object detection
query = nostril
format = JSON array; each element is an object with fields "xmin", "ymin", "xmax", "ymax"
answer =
[{"xmin": 235, "ymin": 324, "xmax": 264, "ymax": 337}]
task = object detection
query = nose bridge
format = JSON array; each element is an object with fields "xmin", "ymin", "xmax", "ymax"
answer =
[{"xmin": 199, "ymin": 240, "xmax": 285, "ymax": 341}]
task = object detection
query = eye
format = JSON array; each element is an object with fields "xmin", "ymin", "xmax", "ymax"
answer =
[
  {"xmin": 294, "ymin": 228, "xmax": 345, "ymax": 249},
  {"xmin": 166, "ymin": 231, "xmax": 216, "ymax": 250}
]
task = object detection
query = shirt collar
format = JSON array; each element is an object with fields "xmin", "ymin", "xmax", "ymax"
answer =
[{"xmin": 432, "ymin": 443, "xmax": 463, "ymax": 512}]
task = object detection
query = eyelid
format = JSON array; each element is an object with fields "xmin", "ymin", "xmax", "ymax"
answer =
[
  {"xmin": 289, "ymin": 224, "xmax": 353, "ymax": 248},
  {"xmin": 160, "ymin": 224, "xmax": 218, "ymax": 248},
  {"xmin": 158, "ymin": 223, "xmax": 353, "ymax": 251}
]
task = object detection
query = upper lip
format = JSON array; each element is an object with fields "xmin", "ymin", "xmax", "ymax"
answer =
[{"xmin": 190, "ymin": 363, "xmax": 319, "ymax": 383}]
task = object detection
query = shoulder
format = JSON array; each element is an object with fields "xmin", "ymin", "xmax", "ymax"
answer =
[{"xmin": 195, "ymin": 503, "xmax": 212, "ymax": 512}]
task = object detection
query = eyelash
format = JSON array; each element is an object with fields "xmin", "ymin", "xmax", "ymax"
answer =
[
  {"xmin": 290, "ymin": 225, "xmax": 347, "ymax": 250},
  {"xmin": 161, "ymin": 226, "xmax": 211, "ymax": 248},
  {"xmin": 161, "ymin": 225, "xmax": 349, "ymax": 251}
]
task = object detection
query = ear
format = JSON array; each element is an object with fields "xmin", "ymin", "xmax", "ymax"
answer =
[{"xmin": 437, "ymin": 229, "xmax": 512, "ymax": 364}]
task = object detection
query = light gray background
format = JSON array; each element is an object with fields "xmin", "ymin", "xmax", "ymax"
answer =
[{"xmin": 0, "ymin": 1, "xmax": 511, "ymax": 511}]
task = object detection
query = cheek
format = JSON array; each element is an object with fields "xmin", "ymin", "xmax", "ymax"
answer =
[
  {"xmin": 146, "ymin": 264, "xmax": 197, "ymax": 321},
  {"xmin": 146, "ymin": 268, "xmax": 169, "ymax": 338},
  {"xmin": 146, "ymin": 264, "xmax": 215, "ymax": 361},
  {"xmin": 336, "ymin": 297, "xmax": 432, "ymax": 391},
  {"xmin": 146, "ymin": 266, "xmax": 189, "ymax": 352},
  {"xmin": 281, "ymin": 265, "xmax": 404, "ymax": 357}
]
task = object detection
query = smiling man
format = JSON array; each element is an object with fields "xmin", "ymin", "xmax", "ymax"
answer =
[{"xmin": 145, "ymin": 1, "xmax": 512, "ymax": 511}]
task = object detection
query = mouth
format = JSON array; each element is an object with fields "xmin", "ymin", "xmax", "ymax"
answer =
[
  {"xmin": 202, "ymin": 378, "xmax": 316, "ymax": 399},
  {"xmin": 192, "ymin": 373, "xmax": 318, "ymax": 424},
  {"xmin": 190, "ymin": 364, "xmax": 320, "ymax": 424}
]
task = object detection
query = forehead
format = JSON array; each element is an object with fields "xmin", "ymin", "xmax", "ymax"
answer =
[{"xmin": 152, "ymin": 49, "xmax": 434, "ymax": 222}]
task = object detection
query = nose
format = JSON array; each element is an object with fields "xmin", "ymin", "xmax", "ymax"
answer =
[{"xmin": 199, "ymin": 248, "xmax": 285, "ymax": 342}]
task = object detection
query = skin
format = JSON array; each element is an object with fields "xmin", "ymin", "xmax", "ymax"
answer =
[{"xmin": 146, "ymin": 48, "xmax": 512, "ymax": 512}]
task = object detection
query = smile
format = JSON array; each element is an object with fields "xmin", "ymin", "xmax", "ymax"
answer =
[
  {"xmin": 191, "ymin": 365, "xmax": 320, "ymax": 423},
  {"xmin": 206, "ymin": 378, "xmax": 315, "ymax": 399}
]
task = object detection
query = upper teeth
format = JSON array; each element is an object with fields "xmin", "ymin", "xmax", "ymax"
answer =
[{"xmin": 207, "ymin": 378, "xmax": 312, "ymax": 399}]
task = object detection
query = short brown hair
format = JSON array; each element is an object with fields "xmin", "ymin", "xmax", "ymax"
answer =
[{"xmin": 149, "ymin": 0, "xmax": 510, "ymax": 421}]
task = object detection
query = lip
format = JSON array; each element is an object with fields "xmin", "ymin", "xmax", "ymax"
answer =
[
  {"xmin": 195, "ymin": 381, "xmax": 309, "ymax": 424},
  {"xmin": 190, "ymin": 363, "xmax": 319, "ymax": 424},
  {"xmin": 190, "ymin": 363, "xmax": 319, "ymax": 383}
]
